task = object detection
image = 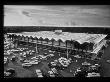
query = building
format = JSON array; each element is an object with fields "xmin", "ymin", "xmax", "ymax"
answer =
[{"xmin": 6, "ymin": 30, "xmax": 107, "ymax": 59}]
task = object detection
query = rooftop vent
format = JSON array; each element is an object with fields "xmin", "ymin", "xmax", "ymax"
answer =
[{"xmin": 54, "ymin": 30, "xmax": 62, "ymax": 35}]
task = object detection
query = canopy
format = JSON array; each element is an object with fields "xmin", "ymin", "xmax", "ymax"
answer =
[
  {"xmin": 7, "ymin": 31, "xmax": 107, "ymax": 45},
  {"xmin": 91, "ymin": 40, "xmax": 106, "ymax": 54}
]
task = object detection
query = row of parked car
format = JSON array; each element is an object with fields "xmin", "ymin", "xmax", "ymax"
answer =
[
  {"xmin": 48, "ymin": 57, "xmax": 72, "ymax": 71},
  {"xmin": 21, "ymin": 53, "xmax": 55, "ymax": 67},
  {"xmin": 35, "ymin": 67, "xmax": 61, "ymax": 77},
  {"xmin": 74, "ymin": 63, "xmax": 101, "ymax": 77}
]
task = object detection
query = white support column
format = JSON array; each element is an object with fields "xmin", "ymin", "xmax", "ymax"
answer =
[
  {"xmin": 36, "ymin": 38, "xmax": 38, "ymax": 55},
  {"xmin": 67, "ymin": 48, "xmax": 69, "ymax": 58},
  {"xmin": 66, "ymin": 41, "xmax": 69, "ymax": 58}
]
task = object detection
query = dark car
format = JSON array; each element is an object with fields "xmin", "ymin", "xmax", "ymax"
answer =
[
  {"xmin": 48, "ymin": 62, "xmax": 56, "ymax": 68},
  {"xmin": 43, "ymin": 53, "xmax": 48, "ymax": 56},
  {"xmin": 55, "ymin": 64, "xmax": 65, "ymax": 70},
  {"xmin": 4, "ymin": 57, "xmax": 9, "ymax": 65},
  {"xmin": 75, "ymin": 71, "xmax": 88, "ymax": 77},
  {"xmin": 11, "ymin": 56, "xmax": 17, "ymax": 61}
]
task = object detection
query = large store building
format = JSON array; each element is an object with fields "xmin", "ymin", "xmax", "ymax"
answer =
[{"xmin": 6, "ymin": 30, "xmax": 107, "ymax": 59}]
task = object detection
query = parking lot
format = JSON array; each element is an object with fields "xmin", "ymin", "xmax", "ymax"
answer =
[{"xmin": 4, "ymin": 43, "xmax": 99, "ymax": 77}]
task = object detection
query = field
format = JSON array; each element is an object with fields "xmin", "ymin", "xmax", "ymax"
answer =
[{"xmin": 4, "ymin": 26, "xmax": 110, "ymax": 34}]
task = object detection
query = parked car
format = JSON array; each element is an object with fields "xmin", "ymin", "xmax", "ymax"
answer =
[
  {"xmin": 4, "ymin": 57, "xmax": 8, "ymax": 64},
  {"xmin": 48, "ymin": 71, "xmax": 55, "ymax": 77},
  {"xmin": 23, "ymin": 59, "xmax": 31, "ymax": 63},
  {"xmin": 31, "ymin": 56, "xmax": 39, "ymax": 60},
  {"xmin": 76, "ymin": 68, "xmax": 82, "ymax": 72},
  {"xmin": 37, "ymin": 55, "xmax": 47, "ymax": 60},
  {"xmin": 107, "ymin": 60, "xmax": 110, "ymax": 63},
  {"xmin": 4, "ymin": 68, "xmax": 16, "ymax": 78},
  {"xmin": 74, "ymin": 55, "xmax": 82, "ymax": 58},
  {"xmin": 86, "ymin": 72, "xmax": 100, "ymax": 77},
  {"xmin": 36, "ymin": 69, "xmax": 43, "ymax": 77},
  {"xmin": 51, "ymin": 62, "xmax": 57, "ymax": 66},
  {"xmin": 48, "ymin": 62, "xmax": 53, "ymax": 68},
  {"xmin": 43, "ymin": 53, "xmax": 48, "ymax": 56},
  {"xmin": 51, "ymin": 68, "xmax": 58, "ymax": 74},
  {"xmin": 30, "ymin": 60, "xmax": 39, "ymax": 65},
  {"xmin": 4, "ymin": 71, "xmax": 11, "ymax": 77},
  {"xmin": 49, "ymin": 50, "xmax": 55, "ymax": 53},
  {"xmin": 75, "ymin": 70, "xmax": 87, "ymax": 77},
  {"xmin": 58, "ymin": 57, "xmax": 71, "ymax": 67},
  {"xmin": 22, "ymin": 63, "xmax": 32, "ymax": 67},
  {"xmin": 11, "ymin": 56, "xmax": 17, "ymax": 62},
  {"xmin": 47, "ymin": 54, "xmax": 54, "ymax": 57}
]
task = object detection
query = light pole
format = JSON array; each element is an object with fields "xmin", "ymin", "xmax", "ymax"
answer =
[
  {"xmin": 35, "ymin": 37, "xmax": 38, "ymax": 56},
  {"xmin": 51, "ymin": 38, "xmax": 54, "ymax": 50}
]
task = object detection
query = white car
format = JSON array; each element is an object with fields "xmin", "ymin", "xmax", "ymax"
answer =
[
  {"xmin": 49, "ymin": 50, "xmax": 53, "ymax": 52},
  {"xmin": 38, "ymin": 55, "xmax": 47, "ymax": 59},
  {"xmin": 4, "ymin": 52, "xmax": 10, "ymax": 56},
  {"xmin": 82, "ymin": 61, "xmax": 91, "ymax": 66},
  {"xmin": 76, "ymin": 68, "xmax": 81, "ymax": 72},
  {"xmin": 19, "ymin": 49, "xmax": 23, "ymax": 51},
  {"xmin": 48, "ymin": 71, "xmax": 55, "ymax": 77},
  {"xmin": 51, "ymin": 68, "xmax": 58, "ymax": 74},
  {"xmin": 4, "ymin": 71, "xmax": 11, "ymax": 76},
  {"xmin": 22, "ymin": 63, "xmax": 32, "ymax": 67},
  {"xmin": 51, "ymin": 62, "xmax": 57, "ymax": 66},
  {"xmin": 107, "ymin": 60, "xmax": 110, "ymax": 63},
  {"xmin": 58, "ymin": 57, "xmax": 70, "ymax": 67},
  {"xmin": 31, "ymin": 56, "xmax": 39, "ymax": 60},
  {"xmin": 29, "ymin": 52, "xmax": 33, "ymax": 55},
  {"xmin": 4, "ymin": 57, "xmax": 8, "ymax": 64},
  {"xmin": 48, "ymin": 50, "xmax": 55, "ymax": 53},
  {"xmin": 60, "ymin": 62, "xmax": 68, "ymax": 67},
  {"xmin": 23, "ymin": 59, "xmax": 30, "ymax": 63},
  {"xmin": 74, "ymin": 55, "xmax": 81, "ymax": 58},
  {"xmin": 30, "ymin": 60, "xmax": 39, "ymax": 65},
  {"xmin": 31, "ymin": 50, "xmax": 35, "ymax": 53},
  {"xmin": 48, "ymin": 54, "xmax": 54, "ymax": 57},
  {"xmin": 36, "ymin": 69, "xmax": 43, "ymax": 77},
  {"xmin": 6, "ymin": 50, "xmax": 11, "ymax": 55},
  {"xmin": 10, "ymin": 49, "xmax": 19, "ymax": 52},
  {"xmin": 86, "ymin": 72, "xmax": 100, "ymax": 77}
]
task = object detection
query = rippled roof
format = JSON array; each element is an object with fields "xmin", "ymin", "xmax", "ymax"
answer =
[{"xmin": 8, "ymin": 31, "xmax": 107, "ymax": 45}]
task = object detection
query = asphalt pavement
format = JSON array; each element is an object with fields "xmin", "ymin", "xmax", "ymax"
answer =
[{"xmin": 99, "ymin": 45, "xmax": 110, "ymax": 77}]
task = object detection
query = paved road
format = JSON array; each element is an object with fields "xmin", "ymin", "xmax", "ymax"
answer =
[{"xmin": 99, "ymin": 45, "xmax": 110, "ymax": 77}]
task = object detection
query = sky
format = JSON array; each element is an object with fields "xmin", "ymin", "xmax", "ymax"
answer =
[{"xmin": 4, "ymin": 5, "xmax": 110, "ymax": 27}]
